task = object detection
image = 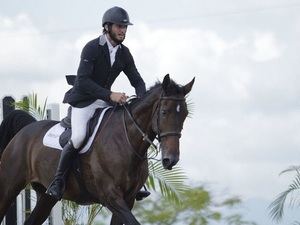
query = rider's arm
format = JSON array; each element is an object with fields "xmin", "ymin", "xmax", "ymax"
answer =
[{"xmin": 123, "ymin": 47, "xmax": 146, "ymax": 98}]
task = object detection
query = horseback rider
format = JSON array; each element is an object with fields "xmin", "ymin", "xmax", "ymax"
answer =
[{"xmin": 46, "ymin": 6, "xmax": 149, "ymax": 200}]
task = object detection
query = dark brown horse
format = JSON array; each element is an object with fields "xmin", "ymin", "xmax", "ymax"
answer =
[
  {"xmin": 0, "ymin": 110, "xmax": 36, "ymax": 157},
  {"xmin": 0, "ymin": 74, "xmax": 194, "ymax": 225}
]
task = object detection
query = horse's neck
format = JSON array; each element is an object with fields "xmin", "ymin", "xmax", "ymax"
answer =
[
  {"xmin": 126, "ymin": 88, "xmax": 160, "ymax": 153},
  {"xmin": 131, "ymin": 88, "xmax": 161, "ymax": 130}
]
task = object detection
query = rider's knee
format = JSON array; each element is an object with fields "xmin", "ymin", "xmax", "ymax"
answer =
[{"xmin": 71, "ymin": 135, "xmax": 85, "ymax": 149}]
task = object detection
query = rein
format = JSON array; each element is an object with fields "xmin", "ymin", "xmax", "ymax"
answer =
[
  {"xmin": 122, "ymin": 104, "xmax": 158, "ymax": 161},
  {"xmin": 123, "ymin": 104, "xmax": 157, "ymax": 149}
]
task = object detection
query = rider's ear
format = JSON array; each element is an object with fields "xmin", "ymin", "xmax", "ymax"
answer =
[
  {"xmin": 162, "ymin": 74, "xmax": 170, "ymax": 91},
  {"xmin": 183, "ymin": 77, "xmax": 195, "ymax": 96}
]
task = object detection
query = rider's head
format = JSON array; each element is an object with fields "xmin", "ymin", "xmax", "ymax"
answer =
[{"xmin": 102, "ymin": 6, "xmax": 133, "ymax": 45}]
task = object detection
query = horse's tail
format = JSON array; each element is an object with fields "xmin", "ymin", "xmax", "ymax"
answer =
[{"xmin": 0, "ymin": 110, "xmax": 36, "ymax": 159}]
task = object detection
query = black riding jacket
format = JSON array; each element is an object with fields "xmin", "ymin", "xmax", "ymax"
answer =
[{"xmin": 63, "ymin": 35, "xmax": 146, "ymax": 107}]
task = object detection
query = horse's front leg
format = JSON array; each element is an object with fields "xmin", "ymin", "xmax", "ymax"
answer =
[
  {"xmin": 108, "ymin": 197, "xmax": 139, "ymax": 225},
  {"xmin": 110, "ymin": 214, "xmax": 123, "ymax": 225},
  {"xmin": 24, "ymin": 192, "xmax": 57, "ymax": 225}
]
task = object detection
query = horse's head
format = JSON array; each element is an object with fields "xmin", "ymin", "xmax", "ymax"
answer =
[{"xmin": 152, "ymin": 74, "xmax": 195, "ymax": 170}]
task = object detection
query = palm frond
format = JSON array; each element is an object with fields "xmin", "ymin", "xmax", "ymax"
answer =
[
  {"xmin": 146, "ymin": 139, "xmax": 190, "ymax": 205},
  {"xmin": 280, "ymin": 166, "xmax": 300, "ymax": 175},
  {"xmin": 269, "ymin": 172, "xmax": 300, "ymax": 221},
  {"xmin": 147, "ymin": 144, "xmax": 160, "ymax": 160},
  {"xmin": 15, "ymin": 92, "xmax": 48, "ymax": 120},
  {"xmin": 86, "ymin": 204, "xmax": 105, "ymax": 225},
  {"xmin": 147, "ymin": 160, "xmax": 190, "ymax": 205},
  {"xmin": 62, "ymin": 200, "xmax": 81, "ymax": 224}
]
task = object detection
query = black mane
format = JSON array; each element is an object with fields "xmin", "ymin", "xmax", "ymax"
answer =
[
  {"xmin": 124, "ymin": 78, "xmax": 184, "ymax": 108},
  {"xmin": 147, "ymin": 78, "xmax": 184, "ymax": 96}
]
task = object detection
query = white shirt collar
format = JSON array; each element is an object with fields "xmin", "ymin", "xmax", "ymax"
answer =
[{"xmin": 105, "ymin": 34, "xmax": 119, "ymax": 66}]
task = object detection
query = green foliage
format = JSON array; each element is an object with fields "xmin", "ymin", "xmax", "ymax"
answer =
[
  {"xmin": 15, "ymin": 92, "xmax": 47, "ymax": 120},
  {"xmin": 269, "ymin": 166, "xmax": 300, "ymax": 222},
  {"xmin": 147, "ymin": 160, "xmax": 190, "ymax": 205},
  {"xmin": 62, "ymin": 201, "xmax": 108, "ymax": 225},
  {"xmin": 85, "ymin": 204, "xmax": 106, "ymax": 225},
  {"xmin": 133, "ymin": 186, "xmax": 256, "ymax": 225},
  {"xmin": 225, "ymin": 214, "xmax": 257, "ymax": 225},
  {"xmin": 221, "ymin": 197, "xmax": 242, "ymax": 207},
  {"xmin": 62, "ymin": 200, "xmax": 81, "ymax": 225}
]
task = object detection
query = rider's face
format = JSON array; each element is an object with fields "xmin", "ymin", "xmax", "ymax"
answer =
[{"xmin": 108, "ymin": 24, "xmax": 127, "ymax": 44}]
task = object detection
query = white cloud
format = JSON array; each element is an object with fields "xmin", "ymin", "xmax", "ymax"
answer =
[
  {"xmin": 251, "ymin": 32, "xmax": 281, "ymax": 62},
  {"xmin": 0, "ymin": 14, "xmax": 79, "ymax": 83},
  {"xmin": 0, "ymin": 14, "xmax": 81, "ymax": 106}
]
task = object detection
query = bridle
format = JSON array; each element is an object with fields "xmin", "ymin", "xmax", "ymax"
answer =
[
  {"xmin": 122, "ymin": 93, "xmax": 185, "ymax": 156},
  {"xmin": 156, "ymin": 96, "xmax": 185, "ymax": 142}
]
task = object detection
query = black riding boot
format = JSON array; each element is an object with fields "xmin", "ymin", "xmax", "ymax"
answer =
[{"xmin": 46, "ymin": 141, "xmax": 77, "ymax": 200}]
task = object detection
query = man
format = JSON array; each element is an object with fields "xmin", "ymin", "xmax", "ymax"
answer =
[{"xmin": 46, "ymin": 6, "xmax": 149, "ymax": 201}]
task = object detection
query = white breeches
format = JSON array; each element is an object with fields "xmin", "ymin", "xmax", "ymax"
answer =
[{"xmin": 70, "ymin": 99, "xmax": 109, "ymax": 149}]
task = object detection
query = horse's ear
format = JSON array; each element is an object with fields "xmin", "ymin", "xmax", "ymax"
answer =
[
  {"xmin": 162, "ymin": 74, "xmax": 171, "ymax": 91},
  {"xmin": 183, "ymin": 77, "xmax": 195, "ymax": 95}
]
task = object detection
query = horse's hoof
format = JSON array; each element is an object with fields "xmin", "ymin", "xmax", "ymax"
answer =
[
  {"xmin": 45, "ymin": 185, "xmax": 63, "ymax": 201},
  {"xmin": 135, "ymin": 190, "xmax": 151, "ymax": 201}
]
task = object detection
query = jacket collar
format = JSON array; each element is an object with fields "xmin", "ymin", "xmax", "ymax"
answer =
[
  {"xmin": 98, "ymin": 34, "xmax": 122, "ymax": 67},
  {"xmin": 98, "ymin": 35, "xmax": 110, "ymax": 65},
  {"xmin": 99, "ymin": 34, "xmax": 106, "ymax": 46},
  {"xmin": 99, "ymin": 34, "xmax": 122, "ymax": 48}
]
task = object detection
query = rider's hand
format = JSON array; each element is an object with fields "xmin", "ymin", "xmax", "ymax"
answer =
[{"xmin": 110, "ymin": 92, "xmax": 128, "ymax": 104}]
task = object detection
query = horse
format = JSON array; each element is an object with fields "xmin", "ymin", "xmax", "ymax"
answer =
[
  {"xmin": 0, "ymin": 110, "xmax": 36, "ymax": 158},
  {"xmin": 0, "ymin": 74, "xmax": 194, "ymax": 225}
]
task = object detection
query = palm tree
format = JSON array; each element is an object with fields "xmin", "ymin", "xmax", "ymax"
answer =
[
  {"xmin": 15, "ymin": 93, "xmax": 47, "ymax": 120},
  {"xmin": 269, "ymin": 165, "xmax": 300, "ymax": 222}
]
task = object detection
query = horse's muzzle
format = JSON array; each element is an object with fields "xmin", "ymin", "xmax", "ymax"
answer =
[
  {"xmin": 160, "ymin": 136, "xmax": 180, "ymax": 170},
  {"xmin": 162, "ymin": 155, "xmax": 179, "ymax": 170}
]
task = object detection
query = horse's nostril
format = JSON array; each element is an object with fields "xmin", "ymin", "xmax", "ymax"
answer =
[{"xmin": 162, "ymin": 158, "xmax": 170, "ymax": 167}]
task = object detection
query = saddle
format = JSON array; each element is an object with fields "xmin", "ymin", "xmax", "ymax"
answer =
[{"xmin": 59, "ymin": 106, "xmax": 106, "ymax": 149}]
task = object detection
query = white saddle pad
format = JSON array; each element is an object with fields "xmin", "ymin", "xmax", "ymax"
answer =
[{"xmin": 43, "ymin": 107, "xmax": 111, "ymax": 154}]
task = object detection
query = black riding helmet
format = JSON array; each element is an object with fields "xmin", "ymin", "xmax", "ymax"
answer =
[{"xmin": 102, "ymin": 6, "xmax": 133, "ymax": 26}]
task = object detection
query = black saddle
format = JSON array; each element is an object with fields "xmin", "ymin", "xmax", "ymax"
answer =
[{"xmin": 59, "ymin": 106, "xmax": 107, "ymax": 149}]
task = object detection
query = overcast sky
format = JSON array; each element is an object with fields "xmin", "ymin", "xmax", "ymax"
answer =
[{"xmin": 1, "ymin": 0, "xmax": 300, "ymax": 224}]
